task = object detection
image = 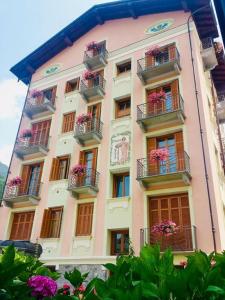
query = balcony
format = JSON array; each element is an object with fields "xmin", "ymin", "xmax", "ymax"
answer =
[
  {"xmin": 3, "ymin": 182, "xmax": 41, "ymax": 208},
  {"xmin": 201, "ymin": 37, "xmax": 218, "ymax": 71},
  {"xmin": 140, "ymin": 225, "xmax": 197, "ymax": 252},
  {"xmin": 83, "ymin": 42, "xmax": 108, "ymax": 70},
  {"xmin": 217, "ymin": 94, "xmax": 225, "ymax": 123},
  {"xmin": 137, "ymin": 151, "xmax": 191, "ymax": 187},
  {"xmin": 74, "ymin": 117, "xmax": 103, "ymax": 146},
  {"xmin": 15, "ymin": 135, "xmax": 49, "ymax": 160},
  {"xmin": 68, "ymin": 168, "xmax": 99, "ymax": 198},
  {"xmin": 24, "ymin": 96, "xmax": 55, "ymax": 119},
  {"xmin": 79, "ymin": 75, "xmax": 105, "ymax": 102},
  {"xmin": 137, "ymin": 47, "xmax": 181, "ymax": 85},
  {"xmin": 137, "ymin": 94, "xmax": 185, "ymax": 131}
]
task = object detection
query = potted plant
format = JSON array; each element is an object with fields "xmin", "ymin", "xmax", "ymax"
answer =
[
  {"xmin": 152, "ymin": 220, "xmax": 178, "ymax": 236},
  {"xmin": 71, "ymin": 165, "xmax": 86, "ymax": 177},
  {"xmin": 8, "ymin": 176, "xmax": 22, "ymax": 187},
  {"xmin": 149, "ymin": 148, "xmax": 169, "ymax": 162},
  {"xmin": 20, "ymin": 129, "xmax": 33, "ymax": 139},
  {"xmin": 147, "ymin": 90, "xmax": 166, "ymax": 104},
  {"xmin": 146, "ymin": 45, "xmax": 162, "ymax": 56},
  {"xmin": 86, "ymin": 41, "xmax": 100, "ymax": 51},
  {"xmin": 76, "ymin": 113, "xmax": 92, "ymax": 126},
  {"xmin": 83, "ymin": 70, "xmax": 97, "ymax": 81}
]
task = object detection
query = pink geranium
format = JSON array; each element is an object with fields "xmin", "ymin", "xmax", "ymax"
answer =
[
  {"xmin": 29, "ymin": 89, "xmax": 43, "ymax": 98},
  {"xmin": 76, "ymin": 113, "xmax": 92, "ymax": 125},
  {"xmin": 147, "ymin": 91, "xmax": 166, "ymax": 104},
  {"xmin": 83, "ymin": 70, "xmax": 97, "ymax": 80},
  {"xmin": 20, "ymin": 129, "xmax": 33, "ymax": 139},
  {"xmin": 8, "ymin": 176, "xmax": 22, "ymax": 187},
  {"xmin": 149, "ymin": 148, "xmax": 169, "ymax": 162},
  {"xmin": 86, "ymin": 41, "xmax": 99, "ymax": 51},
  {"xmin": 146, "ymin": 45, "xmax": 161, "ymax": 56},
  {"xmin": 71, "ymin": 165, "xmax": 86, "ymax": 176},
  {"xmin": 152, "ymin": 220, "xmax": 178, "ymax": 236}
]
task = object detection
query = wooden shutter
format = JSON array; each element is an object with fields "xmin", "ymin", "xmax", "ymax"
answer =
[
  {"xmin": 49, "ymin": 158, "xmax": 60, "ymax": 181},
  {"xmin": 31, "ymin": 120, "xmax": 51, "ymax": 147},
  {"xmin": 10, "ymin": 211, "xmax": 34, "ymax": 240},
  {"xmin": 88, "ymin": 103, "xmax": 101, "ymax": 120},
  {"xmin": 145, "ymin": 53, "xmax": 154, "ymax": 68},
  {"xmin": 62, "ymin": 112, "xmax": 75, "ymax": 133},
  {"xmin": 76, "ymin": 203, "xmax": 94, "ymax": 236},
  {"xmin": 147, "ymin": 137, "xmax": 158, "ymax": 175},
  {"xmin": 171, "ymin": 80, "xmax": 179, "ymax": 110},
  {"xmin": 51, "ymin": 86, "xmax": 57, "ymax": 105},
  {"xmin": 168, "ymin": 44, "xmax": 176, "ymax": 61},
  {"xmin": 40, "ymin": 209, "xmax": 52, "ymax": 238},
  {"xmin": 19, "ymin": 165, "xmax": 31, "ymax": 195},
  {"xmin": 92, "ymin": 148, "xmax": 98, "ymax": 170},
  {"xmin": 175, "ymin": 132, "xmax": 184, "ymax": 171}
]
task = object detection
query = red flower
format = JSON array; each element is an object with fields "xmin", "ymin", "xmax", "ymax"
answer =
[
  {"xmin": 180, "ymin": 260, "xmax": 187, "ymax": 268},
  {"xmin": 146, "ymin": 45, "xmax": 161, "ymax": 56},
  {"xmin": 83, "ymin": 70, "xmax": 97, "ymax": 80},
  {"xmin": 63, "ymin": 284, "xmax": 70, "ymax": 289}
]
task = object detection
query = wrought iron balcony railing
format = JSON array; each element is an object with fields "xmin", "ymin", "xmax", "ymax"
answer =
[
  {"xmin": 24, "ymin": 96, "xmax": 55, "ymax": 118},
  {"xmin": 201, "ymin": 37, "xmax": 217, "ymax": 70},
  {"xmin": 140, "ymin": 225, "xmax": 197, "ymax": 251},
  {"xmin": 74, "ymin": 117, "xmax": 103, "ymax": 145},
  {"xmin": 79, "ymin": 75, "xmax": 106, "ymax": 101},
  {"xmin": 137, "ymin": 151, "xmax": 191, "ymax": 179},
  {"xmin": 68, "ymin": 168, "xmax": 99, "ymax": 196},
  {"xmin": 137, "ymin": 46, "xmax": 181, "ymax": 84},
  {"xmin": 201, "ymin": 37, "xmax": 214, "ymax": 50},
  {"xmin": 83, "ymin": 44, "xmax": 108, "ymax": 70},
  {"xmin": 137, "ymin": 94, "xmax": 185, "ymax": 128},
  {"xmin": 217, "ymin": 94, "xmax": 225, "ymax": 123}
]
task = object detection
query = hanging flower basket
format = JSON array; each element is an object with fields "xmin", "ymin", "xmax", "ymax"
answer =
[
  {"xmin": 86, "ymin": 41, "xmax": 100, "ymax": 51},
  {"xmin": 83, "ymin": 70, "xmax": 97, "ymax": 80},
  {"xmin": 147, "ymin": 91, "xmax": 166, "ymax": 104},
  {"xmin": 146, "ymin": 46, "xmax": 162, "ymax": 56},
  {"xmin": 71, "ymin": 165, "xmax": 86, "ymax": 176},
  {"xmin": 76, "ymin": 113, "xmax": 92, "ymax": 125},
  {"xmin": 20, "ymin": 129, "xmax": 33, "ymax": 139},
  {"xmin": 29, "ymin": 89, "xmax": 43, "ymax": 98},
  {"xmin": 152, "ymin": 220, "xmax": 178, "ymax": 237},
  {"xmin": 149, "ymin": 148, "xmax": 169, "ymax": 162},
  {"xmin": 8, "ymin": 176, "xmax": 22, "ymax": 187}
]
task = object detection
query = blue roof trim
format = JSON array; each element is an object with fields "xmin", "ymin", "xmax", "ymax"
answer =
[{"xmin": 10, "ymin": 0, "xmax": 218, "ymax": 84}]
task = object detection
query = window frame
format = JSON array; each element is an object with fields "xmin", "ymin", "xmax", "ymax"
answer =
[
  {"xmin": 65, "ymin": 78, "xmax": 80, "ymax": 94},
  {"xmin": 75, "ymin": 203, "xmax": 94, "ymax": 237},
  {"xmin": 115, "ymin": 97, "xmax": 131, "ymax": 119},
  {"xmin": 49, "ymin": 155, "xmax": 70, "ymax": 181},
  {"xmin": 111, "ymin": 230, "xmax": 129, "ymax": 255},
  {"xmin": 116, "ymin": 60, "xmax": 131, "ymax": 75},
  {"xmin": 113, "ymin": 172, "xmax": 130, "ymax": 198},
  {"xmin": 62, "ymin": 111, "xmax": 76, "ymax": 133},
  {"xmin": 10, "ymin": 211, "xmax": 35, "ymax": 241},
  {"xmin": 40, "ymin": 206, "xmax": 63, "ymax": 239}
]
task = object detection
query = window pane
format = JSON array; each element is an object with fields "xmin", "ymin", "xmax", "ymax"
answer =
[
  {"xmin": 116, "ymin": 176, "xmax": 123, "ymax": 197},
  {"xmin": 124, "ymin": 175, "xmax": 130, "ymax": 196}
]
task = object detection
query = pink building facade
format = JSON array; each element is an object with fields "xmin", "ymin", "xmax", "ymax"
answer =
[{"xmin": 1, "ymin": 0, "xmax": 225, "ymax": 276}]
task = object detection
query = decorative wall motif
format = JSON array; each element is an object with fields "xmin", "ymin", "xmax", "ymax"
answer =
[
  {"xmin": 43, "ymin": 64, "xmax": 62, "ymax": 76},
  {"xmin": 110, "ymin": 132, "xmax": 131, "ymax": 166},
  {"xmin": 145, "ymin": 19, "xmax": 174, "ymax": 35}
]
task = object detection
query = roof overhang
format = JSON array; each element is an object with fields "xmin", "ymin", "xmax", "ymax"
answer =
[{"xmin": 10, "ymin": 0, "xmax": 218, "ymax": 84}]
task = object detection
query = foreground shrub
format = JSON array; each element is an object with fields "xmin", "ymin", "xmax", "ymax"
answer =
[{"xmin": 2, "ymin": 244, "xmax": 225, "ymax": 299}]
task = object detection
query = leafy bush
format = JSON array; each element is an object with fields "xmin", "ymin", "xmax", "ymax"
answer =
[{"xmin": 2, "ymin": 244, "xmax": 225, "ymax": 299}]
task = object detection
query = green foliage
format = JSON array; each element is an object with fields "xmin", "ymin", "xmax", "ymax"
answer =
[{"xmin": 64, "ymin": 269, "xmax": 88, "ymax": 288}]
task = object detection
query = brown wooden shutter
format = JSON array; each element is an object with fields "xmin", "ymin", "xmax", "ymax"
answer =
[
  {"xmin": 40, "ymin": 209, "xmax": 51, "ymax": 238},
  {"xmin": 56, "ymin": 207, "xmax": 63, "ymax": 238},
  {"xmin": 19, "ymin": 165, "xmax": 31, "ymax": 195},
  {"xmin": 147, "ymin": 138, "xmax": 158, "ymax": 175},
  {"xmin": 76, "ymin": 203, "xmax": 94, "ymax": 236},
  {"xmin": 79, "ymin": 151, "xmax": 85, "ymax": 165},
  {"xmin": 92, "ymin": 148, "xmax": 98, "ymax": 170},
  {"xmin": 31, "ymin": 120, "xmax": 51, "ymax": 147},
  {"xmin": 49, "ymin": 158, "xmax": 60, "ymax": 181},
  {"xmin": 10, "ymin": 211, "xmax": 34, "ymax": 240},
  {"xmin": 62, "ymin": 112, "xmax": 75, "ymax": 133},
  {"xmin": 145, "ymin": 53, "xmax": 154, "ymax": 68},
  {"xmin": 175, "ymin": 132, "xmax": 184, "ymax": 171},
  {"xmin": 171, "ymin": 80, "xmax": 179, "ymax": 110},
  {"xmin": 168, "ymin": 44, "xmax": 176, "ymax": 61},
  {"xmin": 51, "ymin": 86, "xmax": 57, "ymax": 105}
]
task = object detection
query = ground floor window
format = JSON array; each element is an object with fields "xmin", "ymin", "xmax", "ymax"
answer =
[
  {"xmin": 111, "ymin": 230, "xmax": 129, "ymax": 255},
  {"xmin": 10, "ymin": 211, "xmax": 35, "ymax": 240}
]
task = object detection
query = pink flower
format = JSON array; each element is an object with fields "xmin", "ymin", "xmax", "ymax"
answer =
[
  {"xmin": 147, "ymin": 91, "xmax": 166, "ymax": 104},
  {"xmin": 83, "ymin": 70, "xmax": 97, "ymax": 80},
  {"xmin": 29, "ymin": 89, "xmax": 43, "ymax": 98},
  {"xmin": 86, "ymin": 41, "xmax": 99, "ymax": 51},
  {"xmin": 211, "ymin": 259, "xmax": 216, "ymax": 267},
  {"xmin": 71, "ymin": 165, "xmax": 86, "ymax": 176},
  {"xmin": 27, "ymin": 275, "xmax": 57, "ymax": 298},
  {"xmin": 20, "ymin": 129, "xmax": 33, "ymax": 139},
  {"xmin": 149, "ymin": 148, "xmax": 169, "ymax": 162},
  {"xmin": 76, "ymin": 113, "xmax": 92, "ymax": 125},
  {"xmin": 8, "ymin": 176, "xmax": 22, "ymax": 187},
  {"xmin": 146, "ymin": 45, "xmax": 161, "ymax": 56},
  {"xmin": 63, "ymin": 284, "xmax": 70, "ymax": 289},
  {"xmin": 152, "ymin": 220, "xmax": 178, "ymax": 236}
]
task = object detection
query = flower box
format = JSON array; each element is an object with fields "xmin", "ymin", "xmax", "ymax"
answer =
[{"xmin": 149, "ymin": 148, "xmax": 169, "ymax": 162}]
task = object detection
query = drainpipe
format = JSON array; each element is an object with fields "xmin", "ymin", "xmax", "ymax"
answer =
[
  {"xmin": 187, "ymin": 3, "xmax": 217, "ymax": 252},
  {"xmin": 0, "ymin": 77, "xmax": 31, "ymax": 207}
]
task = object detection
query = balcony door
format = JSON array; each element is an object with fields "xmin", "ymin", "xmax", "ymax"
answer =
[
  {"xmin": 87, "ymin": 103, "xmax": 101, "ymax": 132},
  {"xmin": 149, "ymin": 194, "xmax": 192, "ymax": 251},
  {"xmin": 146, "ymin": 80, "xmax": 179, "ymax": 115},
  {"xmin": 31, "ymin": 120, "xmax": 51, "ymax": 147},
  {"xmin": 19, "ymin": 162, "xmax": 43, "ymax": 196},
  {"xmin": 79, "ymin": 148, "xmax": 98, "ymax": 186},
  {"xmin": 147, "ymin": 132, "xmax": 184, "ymax": 175}
]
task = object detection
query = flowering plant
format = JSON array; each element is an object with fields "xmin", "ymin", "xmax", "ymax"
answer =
[
  {"xmin": 20, "ymin": 129, "xmax": 33, "ymax": 139},
  {"xmin": 76, "ymin": 113, "xmax": 92, "ymax": 125},
  {"xmin": 149, "ymin": 148, "xmax": 169, "ymax": 162},
  {"xmin": 71, "ymin": 164, "xmax": 86, "ymax": 176},
  {"xmin": 29, "ymin": 89, "xmax": 43, "ymax": 98},
  {"xmin": 86, "ymin": 41, "xmax": 100, "ymax": 51},
  {"xmin": 83, "ymin": 70, "xmax": 97, "ymax": 80},
  {"xmin": 146, "ymin": 45, "xmax": 161, "ymax": 56},
  {"xmin": 73, "ymin": 284, "xmax": 86, "ymax": 298},
  {"xmin": 147, "ymin": 91, "xmax": 166, "ymax": 104},
  {"xmin": 8, "ymin": 176, "xmax": 22, "ymax": 187},
  {"xmin": 27, "ymin": 275, "xmax": 57, "ymax": 298},
  {"xmin": 152, "ymin": 220, "xmax": 178, "ymax": 236}
]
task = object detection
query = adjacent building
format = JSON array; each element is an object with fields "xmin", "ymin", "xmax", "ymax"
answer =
[{"xmin": 1, "ymin": 0, "xmax": 225, "ymax": 276}]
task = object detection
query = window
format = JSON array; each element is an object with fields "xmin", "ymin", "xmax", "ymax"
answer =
[
  {"xmin": 65, "ymin": 78, "xmax": 80, "ymax": 93},
  {"xmin": 42, "ymin": 86, "xmax": 57, "ymax": 104},
  {"xmin": 117, "ymin": 60, "xmax": 131, "ymax": 75},
  {"xmin": 49, "ymin": 156, "xmax": 70, "ymax": 181},
  {"xmin": 111, "ymin": 230, "xmax": 129, "ymax": 255},
  {"xmin": 75, "ymin": 203, "xmax": 94, "ymax": 236},
  {"xmin": 10, "ymin": 211, "xmax": 35, "ymax": 240},
  {"xmin": 115, "ymin": 97, "xmax": 131, "ymax": 118},
  {"xmin": 40, "ymin": 207, "xmax": 63, "ymax": 238},
  {"xmin": 62, "ymin": 112, "xmax": 75, "ymax": 133},
  {"xmin": 19, "ymin": 163, "xmax": 43, "ymax": 196},
  {"xmin": 31, "ymin": 119, "xmax": 51, "ymax": 147},
  {"xmin": 113, "ymin": 173, "xmax": 130, "ymax": 197}
]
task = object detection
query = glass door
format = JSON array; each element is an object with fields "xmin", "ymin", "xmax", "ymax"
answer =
[
  {"xmin": 28, "ymin": 165, "xmax": 41, "ymax": 196},
  {"xmin": 158, "ymin": 136, "xmax": 176, "ymax": 174}
]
